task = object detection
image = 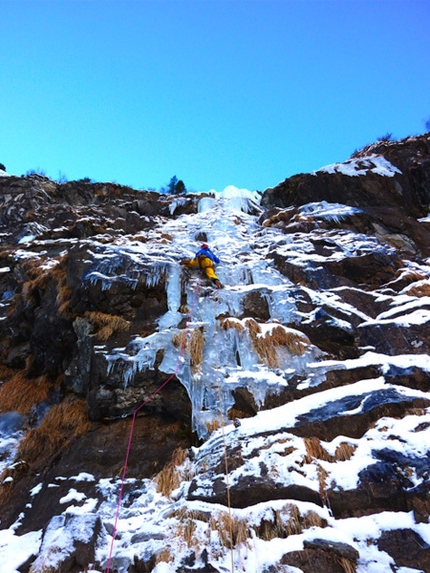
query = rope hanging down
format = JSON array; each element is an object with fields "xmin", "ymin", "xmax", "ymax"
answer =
[
  {"xmin": 213, "ymin": 295, "xmax": 235, "ymax": 573},
  {"xmin": 105, "ymin": 276, "xmax": 201, "ymax": 573}
]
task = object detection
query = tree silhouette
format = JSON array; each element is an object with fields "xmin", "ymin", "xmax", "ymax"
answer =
[{"xmin": 167, "ymin": 175, "xmax": 186, "ymax": 194}]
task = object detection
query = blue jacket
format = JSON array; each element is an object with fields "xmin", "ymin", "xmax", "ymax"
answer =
[{"xmin": 195, "ymin": 247, "xmax": 220, "ymax": 264}]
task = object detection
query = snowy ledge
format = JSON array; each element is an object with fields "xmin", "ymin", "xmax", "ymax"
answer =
[{"xmin": 313, "ymin": 154, "xmax": 402, "ymax": 177}]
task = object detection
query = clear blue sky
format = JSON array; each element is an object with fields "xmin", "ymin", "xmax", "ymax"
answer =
[{"xmin": 1, "ymin": 0, "xmax": 429, "ymax": 192}]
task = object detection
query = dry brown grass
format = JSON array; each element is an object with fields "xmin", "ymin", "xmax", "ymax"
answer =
[
  {"xmin": 243, "ymin": 318, "xmax": 278, "ymax": 368},
  {"xmin": 155, "ymin": 447, "xmax": 193, "ymax": 498},
  {"xmin": 262, "ymin": 210, "xmax": 293, "ymax": 228},
  {"xmin": 21, "ymin": 271, "xmax": 50, "ymax": 303},
  {"xmin": 244, "ymin": 317, "xmax": 260, "ymax": 338},
  {"xmin": 21, "ymin": 256, "xmax": 60, "ymax": 292},
  {"xmin": 210, "ymin": 512, "xmax": 251, "ymax": 549},
  {"xmin": 227, "ymin": 407, "xmax": 250, "ymax": 420},
  {"xmin": 155, "ymin": 548, "xmax": 174, "ymax": 564},
  {"xmin": 338, "ymin": 556, "xmax": 358, "ymax": 573},
  {"xmin": 168, "ymin": 506, "xmax": 211, "ymax": 523},
  {"xmin": 205, "ymin": 418, "xmax": 222, "ymax": 434},
  {"xmin": 398, "ymin": 269, "xmax": 427, "ymax": 282},
  {"xmin": 268, "ymin": 325, "xmax": 310, "ymax": 355},
  {"xmin": 334, "ymin": 442, "xmax": 357, "ymax": 461},
  {"xmin": 20, "ymin": 255, "xmax": 73, "ymax": 316},
  {"xmin": 17, "ymin": 398, "xmax": 90, "ymax": 464},
  {"xmin": 303, "ymin": 438, "xmax": 356, "ymax": 464},
  {"xmin": 0, "ymin": 372, "xmax": 52, "ymax": 414},
  {"xmin": 243, "ymin": 319, "xmax": 310, "ymax": 368},
  {"xmin": 257, "ymin": 507, "xmax": 299, "ymax": 541},
  {"xmin": 254, "ymin": 504, "xmax": 328, "ymax": 542},
  {"xmin": 302, "ymin": 509, "xmax": 328, "ymax": 529},
  {"xmin": 220, "ymin": 317, "xmax": 245, "ymax": 333},
  {"xmin": 403, "ymin": 280, "xmax": 430, "ymax": 297},
  {"xmin": 304, "ymin": 437, "xmax": 332, "ymax": 463},
  {"xmin": 172, "ymin": 330, "xmax": 186, "ymax": 349},
  {"xmin": 0, "ymin": 364, "xmax": 15, "ymax": 380},
  {"xmin": 84, "ymin": 311, "xmax": 130, "ymax": 342},
  {"xmin": 317, "ymin": 463, "xmax": 329, "ymax": 505},
  {"xmin": 281, "ymin": 504, "xmax": 303, "ymax": 536},
  {"xmin": 188, "ymin": 328, "xmax": 204, "ymax": 371},
  {"xmin": 57, "ymin": 282, "xmax": 73, "ymax": 314},
  {"xmin": 177, "ymin": 518, "xmax": 197, "ymax": 548},
  {"xmin": 387, "ymin": 268, "xmax": 428, "ymax": 290},
  {"xmin": 173, "ymin": 327, "xmax": 205, "ymax": 372}
]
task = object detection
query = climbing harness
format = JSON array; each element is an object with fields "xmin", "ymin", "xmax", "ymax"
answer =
[{"xmin": 105, "ymin": 275, "xmax": 202, "ymax": 573}]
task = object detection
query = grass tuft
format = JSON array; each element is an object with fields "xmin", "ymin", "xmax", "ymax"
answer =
[
  {"xmin": 173, "ymin": 327, "xmax": 205, "ymax": 372},
  {"xmin": 0, "ymin": 365, "xmax": 15, "ymax": 380},
  {"xmin": 177, "ymin": 518, "xmax": 196, "ymax": 548},
  {"xmin": 220, "ymin": 317, "xmax": 245, "ymax": 333},
  {"xmin": 268, "ymin": 325, "xmax": 310, "ymax": 355},
  {"xmin": 155, "ymin": 448, "xmax": 193, "ymax": 498},
  {"xmin": 205, "ymin": 418, "xmax": 222, "ymax": 434},
  {"xmin": 155, "ymin": 548, "xmax": 173, "ymax": 564},
  {"xmin": 21, "ymin": 255, "xmax": 72, "ymax": 315},
  {"xmin": 188, "ymin": 328, "xmax": 204, "ymax": 371},
  {"xmin": 17, "ymin": 398, "xmax": 90, "ymax": 464},
  {"xmin": 403, "ymin": 280, "xmax": 430, "ymax": 297},
  {"xmin": 334, "ymin": 441, "xmax": 357, "ymax": 461},
  {"xmin": 210, "ymin": 511, "xmax": 251, "ymax": 549},
  {"xmin": 245, "ymin": 319, "xmax": 310, "ymax": 368},
  {"xmin": 0, "ymin": 372, "xmax": 52, "ymax": 414},
  {"xmin": 254, "ymin": 503, "xmax": 328, "ymax": 541},
  {"xmin": 317, "ymin": 463, "xmax": 329, "ymax": 505},
  {"xmin": 338, "ymin": 556, "xmax": 358, "ymax": 573},
  {"xmin": 84, "ymin": 311, "xmax": 130, "ymax": 342},
  {"xmin": 304, "ymin": 437, "xmax": 332, "ymax": 463},
  {"xmin": 221, "ymin": 317, "xmax": 310, "ymax": 368}
]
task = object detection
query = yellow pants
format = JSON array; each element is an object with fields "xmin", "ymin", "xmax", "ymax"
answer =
[{"xmin": 185, "ymin": 256, "xmax": 219, "ymax": 281}]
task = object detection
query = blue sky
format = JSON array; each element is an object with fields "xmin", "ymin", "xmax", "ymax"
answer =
[{"xmin": 1, "ymin": 0, "xmax": 429, "ymax": 192}]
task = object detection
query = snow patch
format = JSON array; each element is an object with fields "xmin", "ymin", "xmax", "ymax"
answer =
[{"xmin": 314, "ymin": 154, "xmax": 402, "ymax": 177}]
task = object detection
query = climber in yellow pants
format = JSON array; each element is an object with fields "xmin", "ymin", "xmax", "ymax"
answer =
[{"xmin": 180, "ymin": 243, "xmax": 223, "ymax": 289}]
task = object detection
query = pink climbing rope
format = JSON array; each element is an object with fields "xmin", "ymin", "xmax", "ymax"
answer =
[{"xmin": 105, "ymin": 277, "xmax": 201, "ymax": 573}]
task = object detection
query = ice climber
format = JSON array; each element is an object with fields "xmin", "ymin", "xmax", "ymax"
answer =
[{"xmin": 180, "ymin": 243, "xmax": 223, "ymax": 289}]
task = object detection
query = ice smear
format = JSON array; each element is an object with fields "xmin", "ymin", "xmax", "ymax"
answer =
[
  {"xmin": 0, "ymin": 412, "xmax": 26, "ymax": 437},
  {"xmin": 300, "ymin": 201, "xmax": 362, "ymax": 223},
  {"xmin": 169, "ymin": 197, "xmax": 188, "ymax": 215}
]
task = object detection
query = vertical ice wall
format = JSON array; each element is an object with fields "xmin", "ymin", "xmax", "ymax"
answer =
[{"xmin": 100, "ymin": 192, "xmax": 319, "ymax": 438}]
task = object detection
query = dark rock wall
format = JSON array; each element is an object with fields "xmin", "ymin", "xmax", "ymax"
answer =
[{"xmin": 0, "ymin": 135, "xmax": 429, "ymax": 572}]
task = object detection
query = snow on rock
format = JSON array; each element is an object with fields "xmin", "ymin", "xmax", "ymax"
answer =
[
  {"xmin": 313, "ymin": 153, "xmax": 402, "ymax": 178},
  {"xmin": 0, "ymin": 137, "xmax": 430, "ymax": 573}
]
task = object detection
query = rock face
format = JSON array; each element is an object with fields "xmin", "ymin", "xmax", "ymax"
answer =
[{"xmin": 0, "ymin": 134, "xmax": 430, "ymax": 573}]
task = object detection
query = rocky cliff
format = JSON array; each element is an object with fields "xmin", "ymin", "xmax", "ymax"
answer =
[{"xmin": 0, "ymin": 133, "xmax": 430, "ymax": 573}]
